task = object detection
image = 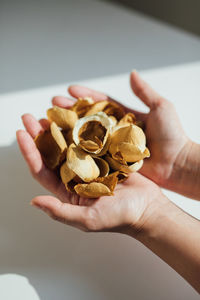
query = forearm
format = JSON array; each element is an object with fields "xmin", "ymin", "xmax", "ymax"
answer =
[
  {"xmin": 167, "ymin": 140, "xmax": 200, "ymax": 200},
  {"xmin": 129, "ymin": 196, "xmax": 200, "ymax": 293}
]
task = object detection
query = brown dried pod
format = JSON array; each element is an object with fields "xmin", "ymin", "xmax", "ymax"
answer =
[
  {"xmin": 109, "ymin": 124, "xmax": 150, "ymax": 163},
  {"xmin": 35, "ymin": 122, "xmax": 67, "ymax": 169},
  {"xmin": 93, "ymin": 157, "xmax": 110, "ymax": 177},
  {"xmin": 105, "ymin": 154, "xmax": 143, "ymax": 173},
  {"xmin": 74, "ymin": 172, "xmax": 118, "ymax": 198},
  {"xmin": 47, "ymin": 106, "xmax": 78, "ymax": 130},
  {"xmin": 66, "ymin": 143, "xmax": 100, "ymax": 182},
  {"xmin": 61, "ymin": 129, "xmax": 73, "ymax": 146},
  {"xmin": 60, "ymin": 161, "xmax": 75, "ymax": 184},
  {"xmin": 73, "ymin": 112, "xmax": 114, "ymax": 154},
  {"xmin": 118, "ymin": 113, "xmax": 136, "ymax": 126},
  {"xmin": 85, "ymin": 100, "xmax": 125, "ymax": 120},
  {"xmin": 71, "ymin": 97, "xmax": 94, "ymax": 118}
]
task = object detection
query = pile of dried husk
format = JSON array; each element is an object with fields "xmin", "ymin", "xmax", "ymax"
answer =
[{"xmin": 35, "ymin": 97, "xmax": 150, "ymax": 198}]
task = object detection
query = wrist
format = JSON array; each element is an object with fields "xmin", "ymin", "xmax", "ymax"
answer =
[
  {"xmin": 167, "ymin": 140, "xmax": 200, "ymax": 199},
  {"xmin": 134, "ymin": 197, "xmax": 180, "ymax": 243},
  {"xmin": 125, "ymin": 191, "xmax": 172, "ymax": 240}
]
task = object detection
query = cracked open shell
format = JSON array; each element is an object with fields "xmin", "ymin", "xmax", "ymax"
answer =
[
  {"xmin": 71, "ymin": 97, "xmax": 94, "ymax": 118},
  {"xmin": 73, "ymin": 112, "xmax": 114, "ymax": 154},
  {"xmin": 34, "ymin": 122, "xmax": 67, "ymax": 169},
  {"xmin": 105, "ymin": 154, "xmax": 144, "ymax": 173},
  {"xmin": 85, "ymin": 100, "xmax": 125, "ymax": 120},
  {"xmin": 47, "ymin": 106, "xmax": 78, "ymax": 130},
  {"xmin": 74, "ymin": 172, "xmax": 118, "ymax": 198},
  {"xmin": 66, "ymin": 143, "xmax": 100, "ymax": 182},
  {"xmin": 109, "ymin": 124, "xmax": 150, "ymax": 163}
]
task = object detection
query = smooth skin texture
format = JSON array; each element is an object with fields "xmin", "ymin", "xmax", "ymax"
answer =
[{"xmin": 16, "ymin": 71, "xmax": 200, "ymax": 293}]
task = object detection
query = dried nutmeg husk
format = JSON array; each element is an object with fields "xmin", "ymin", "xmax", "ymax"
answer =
[
  {"xmin": 117, "ymin": 171, "xmax": 129, "ymax": 183},
  {"xmin": 74, "ymin": 182, "xmax": 111, "ymax": 198},
  {"xmin": 61, "ymin": 129, "xmax": 73, "ymax": 146},
  {"xmin": 73, "ymin": 112, "xmax": 113, "ymax": 154},
  {"xmin": 66, "ymin": 143, "xmax": 100, "ymax": 182},
  {"xmin": 109, "ymin": 124, "xmax": 150, "ymax": 163},
  {"xmin": 93, "ymin": 157, "xmax": 109, "ymax": 177},
  {"xmin": 118, "ymin": 113, "xmax": 136, "ymax": 126},
  {"xmin": 109, "ymin": 116, "xmax": 117, "ymax": 127},
  {"xmin": 35, "ymin": 122, "xmax": 67, "ymax": 169},
  {"xmin": 84, "ymin": 101, "xmax": 109, "ymax": 116},
  {"xmin": 105, "ymin": 154, "xmax": 143, "ymax": 173},
  {"xmin": 47, "ymin": 106, "xmax": 78, "ymax": 130},
  {"xmin": 60, "ymin": 161, "xmax": 75, "ymax": 184},
  {"xmin": 74, "ymin": 172, "xmax": 118, "ymax": 198},
  {"xmin": 103, "ymin": 102, "xmax": 125, "ymax": 120},
  {"xmin": 71, "ymin": 97, "xmax": 94, "ymax": 118},
  {"xmin": 85, "ymin": 100, "xmax": 125, "ymax": 120}
]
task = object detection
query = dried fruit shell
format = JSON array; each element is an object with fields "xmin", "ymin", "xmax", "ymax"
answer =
[
  {"xmin": 47, "ymin": 106, "xmax": 78, "ymax": 130},
  {"xmin": 60, "ymin": 161, "xmax": 76, "ymax": 184},
  {"xmin": 103, "ymin": 101, "xmax": 125, "ymax": 120},
  {"xmin": 93, "ymin": 157, "xmax": 109, "ymax": 177},
  {"xmin": 85, "ymin": 100, "xmax": 125, "ymax": 120},
  {"xmin": 66, "ymin": 143, "xmax": 100, "ymax": 182},
  {"xmin": 85, "ymin": 101, "xmax": 109, "ymax": 116},
  {"xmin": 61, "ymin": 129, "xmax": 73, "ymax": 146},
  {"xmin": 73, "ymin": 112, "xmax": 113, "ymax": 154},
  {"xmin": 71, "ymin": 97, "xmax": 94, "ymax": 118},
  {"xmin": 109, "ymin": 124, "xmax": 149, "ymax": 162},
  {"xmin": 117, "ymin": 172, "xmax": 129, "ymax": 183},
  {"xmin": 35, "ymin": 122, "xmax": 67, "ymax": 169},
  {"xmin": 74, "ymin": 182, "xmax": 112, "ymax": 198},
  {"xmin": 105, "ymin": 154, "xmax": 144, "ymax": 173},
  {"xmin": 118, "ymin": 113, "xmax": 136, "ymax": 126},
  {"xmin": 74, "ymin": 172, "xmax": 118, "ymax": 198}
]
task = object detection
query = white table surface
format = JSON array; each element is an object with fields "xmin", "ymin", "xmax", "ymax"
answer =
[{"xmin": 1, "ymin": 62, "xmax": 200, "ymax": 299}]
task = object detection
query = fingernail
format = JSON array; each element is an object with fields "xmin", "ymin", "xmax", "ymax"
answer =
[{"xmin": 131, "ymin": 69, "xmax": 138, "ymax": 74}]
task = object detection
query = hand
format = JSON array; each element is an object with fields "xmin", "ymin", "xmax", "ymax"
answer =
[
  {"xmin": 66, "ymin": 71, "xmax": 190, "ymax": 190},
  {"xmin": 16, "ymin": 106, "xmax": 165, "ymax": 234}
]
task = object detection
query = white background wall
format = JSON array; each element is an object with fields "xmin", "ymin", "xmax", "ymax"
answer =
[{"xmin": 1, "ymin": 0, "xmax": 200, "ymax": 93}]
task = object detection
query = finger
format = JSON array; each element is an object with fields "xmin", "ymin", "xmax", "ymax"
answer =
[
  {"xmin": 22, "ymin": 114, "xmax": 43, "ymax": 138},
  {"xmin": 31, "ymin": 195, "xmax": 88, "ymax": 230},
  {"xmin": 130, "ymin": 70, "xmax": 164, "ymax": 109},
  {"xmin": 39, "ymin": 118, "xmax": 50, "ymax": 130},
  {"xmin": 16, "ymin": 130, "xmax": 69, "ymax": 201},
  {"xmin": 52, "ymin": 96, "xmax": 74, "ymax": 108},
  {"xmin": 16, "ymin": 129, "xmax": 44, "ymax": 174},
  {"xmin": 68, "ymin": 85, "xmax": 109, "ymax": 102},
  {"xmin": 68, "ymin": 84, "xmax": 147, "ymax": 118}
]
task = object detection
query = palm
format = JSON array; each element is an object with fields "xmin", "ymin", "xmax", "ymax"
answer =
[
  {"xmin": 78, "ymin": 173, "xmax": 158, "ymax": 232},
  {"xmin": 141, "ymin": 102, "xmax": 188, "ymax": 185}
]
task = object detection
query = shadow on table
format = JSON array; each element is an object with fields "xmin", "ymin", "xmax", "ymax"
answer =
[{"xmin": 0, "ymin": 141, "xmax": 198, "ymax": 300}]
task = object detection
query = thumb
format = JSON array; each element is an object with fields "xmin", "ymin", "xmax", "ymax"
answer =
[
  {"xmin": 31, "ymin": 195, "xmax": 89, "ymax": 231},
  {"xmin": 130, "ymin": 70, "xmax": 164, "ymax": 109}
]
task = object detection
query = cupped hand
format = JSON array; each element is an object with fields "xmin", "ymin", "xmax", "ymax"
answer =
[
  {"xmin": 16, "ymin": 110, "xmax": 164, "ymax": 234},
  {"xmin": 66, "ymin": 71, "xmax": 189, "ymax": 188}
]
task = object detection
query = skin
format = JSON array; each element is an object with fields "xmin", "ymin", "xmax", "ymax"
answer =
[{"xmin": 16, "ymin": 71, "xmax": 200, "ymax": 293}]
